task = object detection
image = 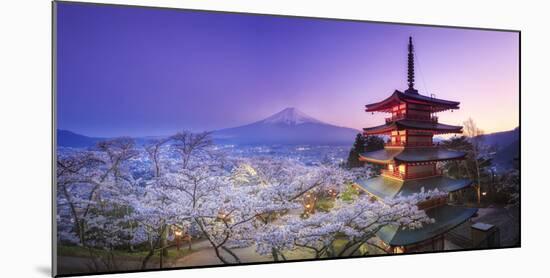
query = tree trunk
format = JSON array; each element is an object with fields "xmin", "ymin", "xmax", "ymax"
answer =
[
  {"xmin": 77, "ymin": 221, "xmax": 85, "ymax": 246},
  {"xmin": 161, "ymin": 225, "xmax": 169, "ymax": 257},
  {"xmin": 141, "ymin": 249, "xmax": 155, "ymax": 270},
  {"xmin": 212, "ymin": 246, "xmax": 230, "ymax": 264},
  {"xmin": 221, "ymin": 246, "xmax": 241, "ymax": 263},
  {"xmin": 271, "ymin": 248, "xmax": 279, "ymax": 261},
  {"xmin": 141, "ymin": 226, "xmax": 166, "ymax": 270}
]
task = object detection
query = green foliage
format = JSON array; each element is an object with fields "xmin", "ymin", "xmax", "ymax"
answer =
[
  {"xmin": 440, "ymin": 136, "xmax": 492, "ymax": 180},
  {"xmin": 441, "ymin": 135, "xmax": 500, "ymax": 205},
  {"xmin": 347, "ymin": 134, "xmax": 384, "ymax": 168},
  {"xmin": 496, "ymin": 162, "xmax": 520, "ymax": 207},
  {"xmin": 364, "ymin": 135, "xmax": 386, "ymax": 152},
  {"xmin": 315, "ymin": 197, "xmax": 335, "ymax": 212},
  {"xmin": 330, "ymin": 239, "xmax": 371, "ymax": 256},
  {"xmin": 358, "ymin": 243, "xmax": 369, "ymax": 255},
  {"xmin": 340, "ymin": 184, "xmax": 360, "ymax": 202},
  {"xmin": 347, "ymin": 134, "xmax": 365, "ymax": 168},
  {"xmin": 331, "ymin": 238, "xmax": 348, "ymax": 255}
]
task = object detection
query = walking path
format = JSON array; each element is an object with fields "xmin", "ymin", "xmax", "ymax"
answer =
[
  {"xmin": 173, "ymin": 239, "xmax": 315, "ymax": 267},
  {"xmin": 175, "ymin": 244, "xmax": 271, "ymax": 267}
]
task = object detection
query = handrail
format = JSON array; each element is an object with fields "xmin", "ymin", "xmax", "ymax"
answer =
[
  {"xmin": 381, "ymin": 169, "xmax": 403, "ymax": 179},
  {"xmin": 385, "ymin": 114, "xmax": 438, "ymax": 123},
  {"xmin": 381, "ymin": 169, "xmax": 443, "ymax": 180},
  {"xmin": 385, "ymin": 141, "xmax": 434, "ymax": 147}
]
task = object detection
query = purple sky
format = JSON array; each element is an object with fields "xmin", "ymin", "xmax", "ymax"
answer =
[{"xmin": 56, "ymin": 2, "xmax": 519, "ymax": 137}]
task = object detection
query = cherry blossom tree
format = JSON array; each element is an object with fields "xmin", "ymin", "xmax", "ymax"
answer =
[
  {"xmin": 254, "ymin": 189, "xmax": 444, "ymax": 260},
  {"xmin": 57, "ymin": 131, "xmax": 445, "ymax": 269},
  {"xmin": 57, "ymin": 138, "xmax": 140, "ymax": 270}
]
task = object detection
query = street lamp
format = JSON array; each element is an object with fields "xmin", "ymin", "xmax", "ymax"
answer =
[{"xmin": 174, "ymin": 229, "xmax": 183, "ymax": 251}]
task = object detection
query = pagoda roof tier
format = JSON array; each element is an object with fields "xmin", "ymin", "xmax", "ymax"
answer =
[
  {"xmin": 359, "ymin": 148, "xmax": 466, "ymax": 164},
  {"xmin": 365, "ymin": 90, "xmax": 460, "ymax": 113},
  {"xmin": 376, "ymin": 205, "xmax": 478, "ymax": 247},
  {"xmin": 363, "ymin": 119, "xmax": 463, "ymax": 135},
  {"xmin": 355, "ymin": 175, "xmax": 472, "ymax": 200}
]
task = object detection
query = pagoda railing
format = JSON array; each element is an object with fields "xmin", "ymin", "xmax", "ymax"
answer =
[
  {"xmin": 385, "ymin": 141, "xmax": 434, "ymax": 147},
  {"xmin": 381, "ymin": 169, "xmax": 403, "ymax": 179},
  {"xmin": 406, "ymin": 141, "xmax": 434, "ymax": 147},
  {"xmin": 385, "ymin": 141, "xmax": 404, "ymax": 147},
  {"xmin": 385, "ymin": 114, "xmax": 438, "ymax": 123},
  {"xmin": 381, "ymin": 169, "xmax": 443, "ymax": 180}
]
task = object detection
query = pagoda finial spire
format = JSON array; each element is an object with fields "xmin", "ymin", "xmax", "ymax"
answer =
[{"xmin": 406, "ymin": 36, "xmax": 418, "ymax": 94}]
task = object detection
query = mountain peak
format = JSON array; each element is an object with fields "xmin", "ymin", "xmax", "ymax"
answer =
[
  {"xmin": 213, "ymin": 107, "xmax": 358, "ymax": 145},
  {"xmin": 261, "ymin": 107, "xmax": 324, "ymax": 125}
]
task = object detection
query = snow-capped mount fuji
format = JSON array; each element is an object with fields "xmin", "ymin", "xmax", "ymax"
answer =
[
  {"xmin": 213, "ymin": 107, "xmax": 360, "ymax": 145},
  {"xmin": 259, "ymin": 107, "xmax": 325, "ymax": 125}
]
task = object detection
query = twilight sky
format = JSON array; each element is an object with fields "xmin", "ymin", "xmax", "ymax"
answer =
[{"xmin": 56, "ymin": 2, "xmax": 519, "ymax": 137}]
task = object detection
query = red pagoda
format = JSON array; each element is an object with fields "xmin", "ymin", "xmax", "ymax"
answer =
[{"xmin": 357, "ymin": 37, "xmax": 478, "ymax": 253}]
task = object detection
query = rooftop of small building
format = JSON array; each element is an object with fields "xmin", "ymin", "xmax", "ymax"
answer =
[{"xmin": 377, "ymin": 205, "xmax": 478, "ymax": 246}]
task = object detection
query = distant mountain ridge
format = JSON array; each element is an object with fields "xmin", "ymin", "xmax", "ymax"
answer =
[
  {"xmin": 480, "ymin": 127, "xmax": 519, "ymax": 170},
  {"xmin": 57, "ymin": 114, "xmax": 519, "ymax": 152},
  {"xmin": 57, "ymin": 108, "xmax": 361, "ymax": 147},
  {"xmin": 212, "ymin": 107, "xmax": 360, "ymax": 145},
  {"xmin": 57, "ymin": 130, "xmax": 105, "ymax": 148},
  {"xmin": 479, "ymin": 127, "xmax": 519, "ymax": 149}
]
